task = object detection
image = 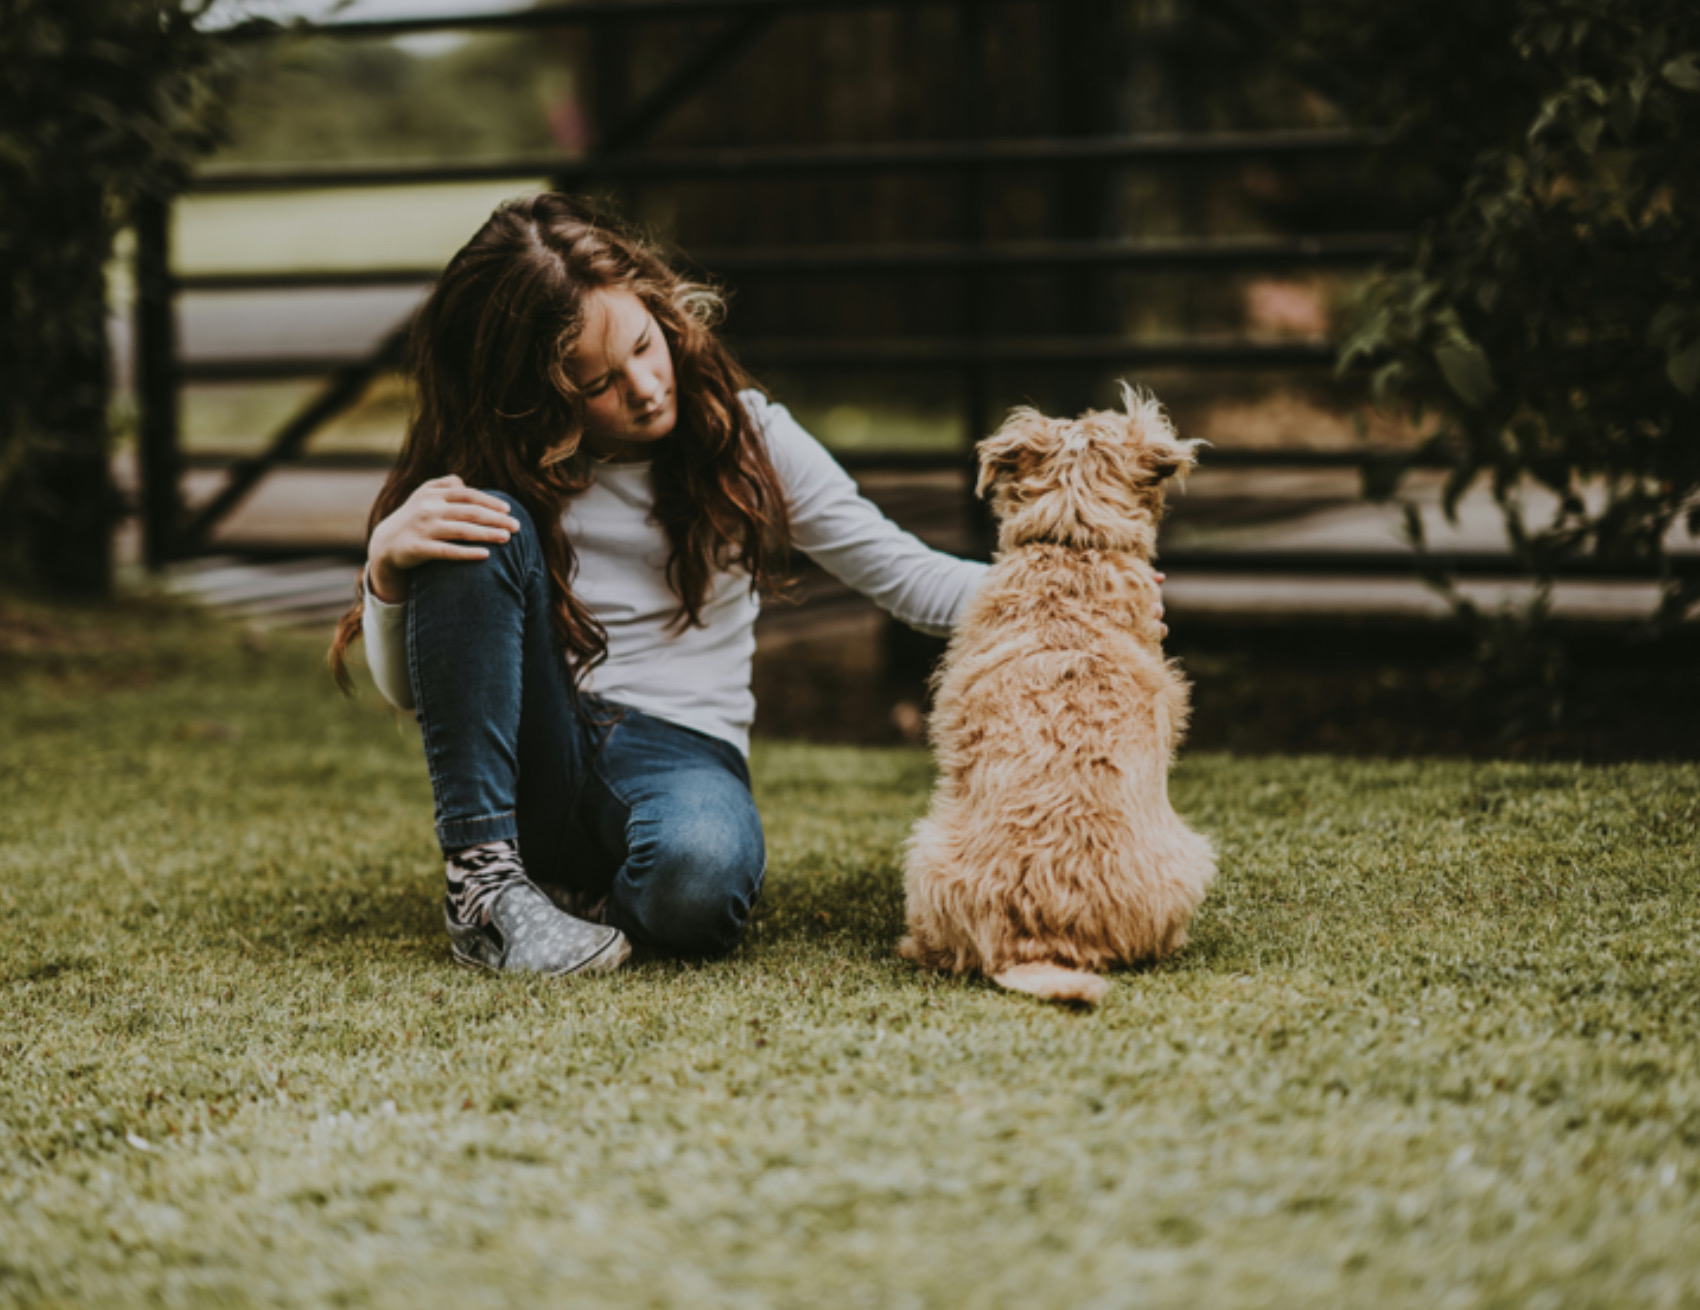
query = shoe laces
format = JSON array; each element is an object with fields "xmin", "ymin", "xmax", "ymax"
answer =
[{"xmin": 446, "ymin": 840, "xmax": 527, "ymax": 927}]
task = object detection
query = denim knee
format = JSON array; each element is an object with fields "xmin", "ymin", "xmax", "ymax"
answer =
[
  {"xmin": 618, "ymin": 803, "xmax": 765, "ymax": 956},
  {"xmin": 411, "ymin": 489, "xmax": 538, "ymax": 595},
  {"xmin": 477, "ymin": 488, "xmax": 529, "ymax": 527}
]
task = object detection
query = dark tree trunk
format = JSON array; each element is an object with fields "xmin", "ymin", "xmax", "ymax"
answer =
[
  {"xmin": 4, "ymin": 177, "xmax": 114, "ymax": 597},
  {"xmin": 135, "ymin": 191, "xmax": 183, "ymax": 570}
]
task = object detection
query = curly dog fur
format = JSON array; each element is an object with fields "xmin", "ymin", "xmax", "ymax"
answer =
[{"xmin": 899, "ymin": 386, "xmax": 1216, "ymax": 1004}]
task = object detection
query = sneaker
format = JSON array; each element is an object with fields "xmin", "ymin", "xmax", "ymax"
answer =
[{"xmin": 446, "ymin": 880, "xmax": 630, "ymax": 976}]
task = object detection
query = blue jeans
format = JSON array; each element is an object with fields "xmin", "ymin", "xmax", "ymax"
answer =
[{"xmin": 404, "ymin": 492, "xmax": 765, "ymax": 956}]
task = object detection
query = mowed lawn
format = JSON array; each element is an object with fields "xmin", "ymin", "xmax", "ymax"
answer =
[{"xmin": 2, "ymin": 595, "xmax": 1697, "ymax": 1309}]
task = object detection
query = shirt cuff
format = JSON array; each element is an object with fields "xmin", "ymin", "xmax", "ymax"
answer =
[{"xmin": 363, "ymin": 564, "xmax": 406, "ymax": 613}]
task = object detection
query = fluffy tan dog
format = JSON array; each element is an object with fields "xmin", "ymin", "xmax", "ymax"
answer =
[{"xmin": 899, "ymin": 385, "xmax": 1216, "ymax": 1004}]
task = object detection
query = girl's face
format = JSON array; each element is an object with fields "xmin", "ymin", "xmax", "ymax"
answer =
[{"xmin": 566, "ymin": 286, "xmax": 678, "ymax": 462}]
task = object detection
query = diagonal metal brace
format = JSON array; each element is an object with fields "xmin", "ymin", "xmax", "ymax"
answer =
[
  {"xmin": 181, "ymin": 323, "xmax": 409, "ymax": 550},
  {"xmin": 599, "ymin": 9, "xmax": 774, "ymax": 156}
]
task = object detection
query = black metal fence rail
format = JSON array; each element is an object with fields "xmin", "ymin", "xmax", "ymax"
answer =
[
  {"xmin": 186, "ymin": 128, "xmax": 1383, "ymax": 193},
  {"xmin": 178, "ymin": 339, "xmax": 1344, "ymax": 385},
  {"xmin": 176, "ymin": 447, "xmax": 1441, "ymax": 474},
  {"xmin": 216, "ymin": 0, "xmax": 1218, "ymax": 42},
  {"xmin": 180, "ymin": 537, "xmax": 1700, "ymax": 582},
  {"xmin": 175, "ymin": 233, "xmax": 1409, "ymax": 292}
]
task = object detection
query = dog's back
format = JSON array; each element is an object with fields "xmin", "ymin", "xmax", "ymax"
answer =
[
  {"xmin": 900, "ymin": 546, "xmax": 1214, "ymax": 990},
  {"xmin": 899, "ymin": 390, "xmax": 1215, "ymax": 1002}
]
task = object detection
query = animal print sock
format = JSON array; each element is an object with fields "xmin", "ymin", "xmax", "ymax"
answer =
[{"xmin": 444, "ymin": 839, "xmax": 528, "ymax": 928}]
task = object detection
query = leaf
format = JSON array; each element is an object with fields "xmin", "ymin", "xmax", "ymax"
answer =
[
  {"xmin": 1574, "ymin": 113, "xmax": 1604, "ymax": 154},
  {"xmin": 1647, "ymin": 303, "xmax": 1687, "ymax": 350},
  {"xmin": 1370, "ymin": 361, "xmax": 1404, "ymax": 404},
  {"xmin": 1435, "ymin": 342, "xmax": 1496, "ymax": 408},
  {"xmin": 1641, "ymin": 27, "xmax": 1669, "ymax": 68},
  {"xmin": 1609, "ymin": 89, "xmax": 1638, "ymax": 143},
  {"xmin": 1662, "ymin": 53, "xmax": 1700, "ymax": 92},
  {"xmin": 1667, "ymin": 339, "xmax": 1700, "ymax": 397}
]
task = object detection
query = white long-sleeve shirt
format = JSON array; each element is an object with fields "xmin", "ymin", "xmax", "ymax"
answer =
[{"xmin": 362, "ymin": 390, "xmax": 987, "ymax": 754}]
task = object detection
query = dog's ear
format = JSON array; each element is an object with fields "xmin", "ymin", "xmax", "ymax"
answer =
[
  {"xmin": 1115, "ymin": 381, "xmax": 1202, "ymax": 486},
  {"xmin": 974, "ymin": 406, "xmax": 1050, "ymax": 500},
  {"xmin": 1145, "ymin": 441, "xmax": 1203, "ymax": 486}
]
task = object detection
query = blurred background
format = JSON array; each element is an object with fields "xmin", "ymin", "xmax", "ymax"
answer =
[{"xmin": 9, "ymin": 0, "xmax": 1698, "ymax": 754}]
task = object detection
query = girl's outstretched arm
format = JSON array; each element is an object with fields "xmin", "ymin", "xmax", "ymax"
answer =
[{"xmin": 747, "ymin": 392, "xmax": 989, "ymax": 634}]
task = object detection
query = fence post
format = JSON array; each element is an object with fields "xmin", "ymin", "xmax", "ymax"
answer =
[
  {"xmin": 958, "ymin": 0, "xmax": 993, "ymax": 560},
  {"xmin": 1048, "ymin": 0, "xmax": 1123, "ymax": 413},
  {"xmin": 134, "ymin": 190, "xmax": 182, "ymax": 569},
  {"xmin": 585, "ymin": 14, "xmax": 633, "ymax": 211}
]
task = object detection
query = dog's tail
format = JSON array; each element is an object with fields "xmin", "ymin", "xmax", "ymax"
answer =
[{"xmin": 992, "ymin": 962, "xmax": 1109, "ymax": 1006}]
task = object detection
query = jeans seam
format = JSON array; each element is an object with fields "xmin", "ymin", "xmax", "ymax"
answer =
[
  {"xmin": 588, "ymin": 714, "xmax": 648, "ymax": 812},
  {"xmin": 445, "ymin": 809, "xmax": 516, "ymax": 826},
  {"xmin": 592, "ymin": 708, "xmax": 752, "ymax": 805},
  {"xmin": 406, "ymin": 593, "xmax": 450, "ymax": 832},
  {"xmin": 591, "ymin": 756, "xmax": 636, "ymax": 812},
  {"xmin": 586, "ymin": 763, "xmax": 636, "ymax": 852},
  {"xmin": 500, "ymin": 489, "xmax": 542, "ymax": 592}
]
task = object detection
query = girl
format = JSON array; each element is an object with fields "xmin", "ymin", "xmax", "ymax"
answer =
[{"xmin": 330, "ymin": 192, "xmax": 990, "ymax": 976}]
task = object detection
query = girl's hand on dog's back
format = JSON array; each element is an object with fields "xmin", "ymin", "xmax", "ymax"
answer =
[{"xmin": 366, "ymin": 476, "xmax": 523, "ymax": 603}]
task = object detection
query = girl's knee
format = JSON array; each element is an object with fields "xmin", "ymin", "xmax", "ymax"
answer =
[
  {"xmin": 412, "ymin": 489, "xmax": 539, "ymax": 593},
  {"xmin": 464, "ymin": 489, "xmax": 538, "ymax": 563},
  {"xmin": 620, "ymin": 807, "xmax": 765, "ymax": 955},
  {"xmin": 479, "ymin": 489, "xmax": 534, "ymax": 534}
]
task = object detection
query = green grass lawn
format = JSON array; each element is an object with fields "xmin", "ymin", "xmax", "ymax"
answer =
[{"xmin": 2, "ymin": 594, "xmax": 1698, "ymax": 1309}]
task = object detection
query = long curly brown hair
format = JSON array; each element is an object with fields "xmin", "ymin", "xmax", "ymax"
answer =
[{"xmin": 328, "ymin": 193, "xmax": 792, "ymax": 692}]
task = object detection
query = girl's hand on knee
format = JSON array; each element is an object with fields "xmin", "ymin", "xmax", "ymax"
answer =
[{"xmin": 366, "ymin": 476, "xmax": 523, "ymax": 603}]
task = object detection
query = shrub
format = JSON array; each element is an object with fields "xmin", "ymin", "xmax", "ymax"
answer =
[{"xmin": 1295, "ymin": 0, "xmax": 1700, "ymax": 674}]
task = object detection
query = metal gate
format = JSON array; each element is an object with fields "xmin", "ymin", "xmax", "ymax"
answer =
[{"xmin": 132, "ymin": 0, "xmax": 1655, "ymax": 591}]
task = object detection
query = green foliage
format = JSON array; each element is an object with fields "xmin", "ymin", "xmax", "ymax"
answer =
[
  {"xmin": 1299, "ymin": 0, "xmax": 1700, "ymax": 641},
  {"xmin": 2, "ymin": 596, "xmax": 1698, "ymax": 1305},
  {"xmin": 0, "ymin": 0, "xmax": 235, "ymax": 590}
]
